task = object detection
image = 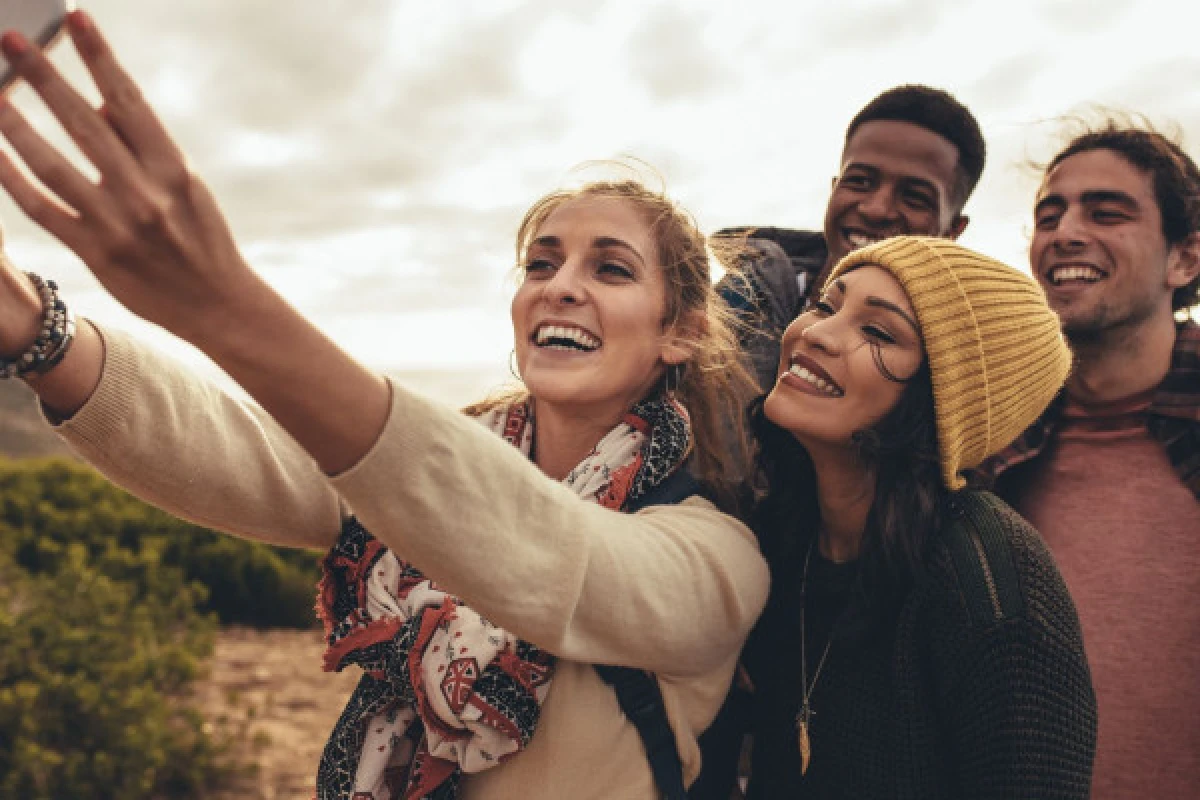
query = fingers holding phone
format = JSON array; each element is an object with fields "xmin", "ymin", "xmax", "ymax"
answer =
[
  {"xmin": 0, "ymin": 8, "xmax": 262, "ymax": 350},
  {"xmin": 0, "ymin": 0, "xmax": 71, "ymax": 95}
]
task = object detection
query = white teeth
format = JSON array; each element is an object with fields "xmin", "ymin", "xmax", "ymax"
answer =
[
  {"xmin": 535, "ymin": 324, "xmax": 600, "ymax": 351},
  {"xmin": 787, "ymin": 364, "xmax": 843, "ymax": 397},
  {"xmin": 1049, "ymin": 266, "xmax": 1103, "ymax": 285},
  {"xmin": 846, "ymin": 232, "xmax": 884, "ymax": 249}
]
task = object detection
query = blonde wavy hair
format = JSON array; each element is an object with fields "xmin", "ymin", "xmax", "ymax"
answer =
[{"xmin": 466, "ymin": 180, "xmax": 757, "ymax": 506}]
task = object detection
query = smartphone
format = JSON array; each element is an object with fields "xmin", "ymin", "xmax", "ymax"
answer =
[{"xmin": 0, "ymin": 0, "xmax": 74, "ymax": 94}]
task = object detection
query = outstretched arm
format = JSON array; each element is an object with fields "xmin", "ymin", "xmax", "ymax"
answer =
[{"xmin": 0, "ymin": 15, "xmax": 770, "ymax": 671}]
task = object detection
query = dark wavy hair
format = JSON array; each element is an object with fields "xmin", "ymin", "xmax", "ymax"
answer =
[{"xmin": 749, "ymin": 361, "xmax": 946, "ymax": 629}]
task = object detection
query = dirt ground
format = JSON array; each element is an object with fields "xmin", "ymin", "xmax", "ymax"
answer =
[{"xmin": 194, "ymin": 627, "xmax": 360, "ymax": 800}]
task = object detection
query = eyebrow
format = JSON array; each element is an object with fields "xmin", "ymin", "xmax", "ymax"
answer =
[
  {"xmin": 1081, "ymin": 189, "xmax": 1140, "ymax": 209},
  {"xmin": 866, "ymin": 297, "xmax": 921, "ymax": 334},
  {"xmin": 530, "ymin": 235, "xmax": 645, "ymax": 266},
  {"xmin": 1035, "ymin": 189, "xmax": 1140, "ymax": 216},
  {"xmin": 830, "ymin": 279, "xmax": 921, "ymax": 334}
]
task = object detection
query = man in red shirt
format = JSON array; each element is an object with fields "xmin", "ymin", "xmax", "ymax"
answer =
[{"xmin": 982, "ymin": 122, "xmax": 1200, "ymax": 798}]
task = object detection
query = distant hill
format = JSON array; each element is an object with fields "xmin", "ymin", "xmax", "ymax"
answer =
[{"xmin": 0, "ymin": 380, "xmax": 73, "ymax": 460}]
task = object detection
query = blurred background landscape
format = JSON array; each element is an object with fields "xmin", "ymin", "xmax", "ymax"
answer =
[{"xmin": 0, "ymin": 380, "xmax": 356, "ymax": 798}]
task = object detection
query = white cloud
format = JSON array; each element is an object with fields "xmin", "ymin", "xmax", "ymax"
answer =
[{"xmin": 0, "ymin": 0, "xmax": 1196, "ymax": 409}]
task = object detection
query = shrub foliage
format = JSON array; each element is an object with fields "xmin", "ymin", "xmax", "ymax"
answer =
[{"xmin": 0, "ymin": 458, "xmax": 324, "ymax": 798}]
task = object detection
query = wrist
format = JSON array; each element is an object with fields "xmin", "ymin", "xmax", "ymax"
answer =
[
  {"xmin": 168, "ymin": 266, "xmax": 276, "ymax": 351},
  {"xmin": 0, "ymin": 270, "xmax": 44, "ymax": 359},
  {"xmin": 1, "ymin": 274, "xmax": 75, "ymax": 378}
]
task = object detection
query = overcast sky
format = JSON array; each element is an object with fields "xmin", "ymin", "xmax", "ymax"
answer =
[{"xmin": 2, "ymin": 0, "xmax": 1197, "ymax": 406}]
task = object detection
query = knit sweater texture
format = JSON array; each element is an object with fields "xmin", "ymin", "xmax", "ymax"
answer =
[
  {"xmin": 743, "ymin": 490, "xmax": 1097, "ymax": 799},
  {"xmin": 48, "ymin": 325, "xmax": 770, "ymax": 800}
]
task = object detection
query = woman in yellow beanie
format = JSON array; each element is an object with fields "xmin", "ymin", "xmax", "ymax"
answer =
[{"xmin": 733, "ymin": 236, "xmax": 1097, "ymax": 799}]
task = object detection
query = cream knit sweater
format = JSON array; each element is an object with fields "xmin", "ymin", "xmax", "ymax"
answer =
[{"xmin": 52, "ymin": 325, "xmax": 769, "ymax": 799}]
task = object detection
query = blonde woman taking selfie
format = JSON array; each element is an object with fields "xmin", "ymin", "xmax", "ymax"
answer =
[{"xmin": 0, "ymin": 14, "xmax": 766, "ymax": 799}]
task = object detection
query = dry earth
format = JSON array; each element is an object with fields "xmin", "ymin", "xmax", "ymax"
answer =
[{"xmin": 194, "ymin": 627, "xmax": 360, "ymax": 800}]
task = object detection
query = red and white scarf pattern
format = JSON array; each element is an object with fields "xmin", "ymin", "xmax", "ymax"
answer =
[{"xmin": 315, "ymin": 394, "xmax": 692, "ymax": 800}]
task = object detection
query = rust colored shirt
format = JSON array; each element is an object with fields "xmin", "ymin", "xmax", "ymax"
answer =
[{"xmin": 1003, "ymin": 390, "xmax": 1200, "ymax": 799}]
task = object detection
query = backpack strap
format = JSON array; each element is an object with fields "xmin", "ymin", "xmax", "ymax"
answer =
[
  {"xmin": 595, "ymin": 467, "xmax": 701, "ymax": 800},
  {"xmin": 595, "ymin": 664, "xmax": 689, "ymax": 800}
]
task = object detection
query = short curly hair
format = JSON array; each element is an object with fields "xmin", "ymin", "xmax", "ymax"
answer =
[{"xmin": 1047, "ymin": 122, "xmax": 1200, "ymax": 313}]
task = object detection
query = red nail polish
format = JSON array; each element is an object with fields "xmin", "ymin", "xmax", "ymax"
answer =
[{"xmin": 1, "ymin": 31, "xmax": 30, "ymax": 57}]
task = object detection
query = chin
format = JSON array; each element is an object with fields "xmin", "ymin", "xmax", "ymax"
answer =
[
  {"xmin": 764, "ymin": 391, "xmax": 813, "ymax": 440},
  {"xmin": 523, "ymin": 376, "xmax": 584, "ymax": 405}
]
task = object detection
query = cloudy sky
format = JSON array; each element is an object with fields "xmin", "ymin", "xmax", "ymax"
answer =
[{"xmin": 2, "ymin": 0, "xmax": 1197, "ymax": 406}]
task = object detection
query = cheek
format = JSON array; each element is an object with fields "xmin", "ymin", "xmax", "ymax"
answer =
[
  {"xmin": 510, "ymin": 282, "xmax": 536, "ymax": 330},
  {"xmin": 825, "ymin": 191, "xmax": 852, "ymax": 220},
  {"xmin": 1029, "ymin": 230, "xmax": 1054, "ymax": 263},
  {"xmin": 775, "ymin": 321, "xmax": 808, "ymax": 375},
  {"xmin": 910, "ymin": 208, "xmax": 943, "ymax": 235}
]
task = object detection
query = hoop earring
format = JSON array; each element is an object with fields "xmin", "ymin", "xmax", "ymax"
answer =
[{"xmin": 509, "ymin": 349, "xmax": 521, "ymax": 382}]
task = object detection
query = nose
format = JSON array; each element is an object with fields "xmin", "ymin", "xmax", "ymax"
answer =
[
  {"xmin": 856, "ymin": 187, "xmax": 900, "ymax": 228},
  {"xmin": 543, "ymin": 260, "xmax": 587, "ymax": 306},
  {"xmin": 798, "ymin": 315, "xmax": 842, "ymax": 356},
  {"xmin": 1049, "ymin": 208, "xmax": 1088, "ymax": 254}
]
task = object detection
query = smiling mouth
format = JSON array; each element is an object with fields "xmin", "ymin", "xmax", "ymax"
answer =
[
  {"xmin": 843, "ymin": 230, "xmax": 889, "ymax": 251},
  {"xmin": 1047, "ymin": 265, "xmax": 1105, "ymax": 286},
  {"xmin": 785, "ymin": 357, "xmax": 844, "ymax": 397},
  {"xmin": 534, "ymin": 324, "xmax": 601, "ymax": 352}
]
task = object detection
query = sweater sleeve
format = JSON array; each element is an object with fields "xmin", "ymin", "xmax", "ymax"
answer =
[
  {"xmin": 928, "ymin": 495, "xmax": 1097, "ymax": 799},
  {"xmin": 937, "ymin": 617, "xmax": 1096, "ymax": 798},
  {"xmin": 52, "ymin": 324, "xmax": 343, "ymax": 550},
  {"xmin": 330, "ymin": 380, "xmax": 770, "ymax": 678}
]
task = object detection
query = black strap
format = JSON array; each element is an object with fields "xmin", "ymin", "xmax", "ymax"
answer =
[
  {"xmin": 596, "ymin": 664, "xmax": 689, "ymax": 799},
  {"xmin": 595, "ymin": 467, "xmax": 700, "ymax": 800}
]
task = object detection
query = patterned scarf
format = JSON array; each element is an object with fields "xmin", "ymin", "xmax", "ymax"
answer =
[{"xmin": 314, "ymin": 393, "xmax": 692, "ymax": 800}]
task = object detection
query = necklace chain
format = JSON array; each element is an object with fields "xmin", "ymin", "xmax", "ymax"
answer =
[{"xmin": 797, "ymin": 537, "xmax": 834, "ymax": 776}]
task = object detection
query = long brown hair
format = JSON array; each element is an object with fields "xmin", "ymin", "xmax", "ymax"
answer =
[{"xmin": 467, "ymin": 180, "xmax": 758, "ymax": 506}]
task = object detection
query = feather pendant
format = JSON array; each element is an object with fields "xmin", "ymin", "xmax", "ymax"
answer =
[{"xmin": 797, "ymin": 717, "xmax": 811, "ymax": 775}]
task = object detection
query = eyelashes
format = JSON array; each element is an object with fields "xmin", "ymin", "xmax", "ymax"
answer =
[{"xmin": 870, "ymin": 340, "xmax": 912, "ymax": 384}]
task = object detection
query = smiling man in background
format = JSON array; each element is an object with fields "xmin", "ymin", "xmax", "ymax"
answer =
[
  {"xmin": 715, "ymin": 84, "xmax": 986, "ymax": 389},
  {"xmin": 981, "ymin": 122, "xmax": 1200, "ymax": 798}
]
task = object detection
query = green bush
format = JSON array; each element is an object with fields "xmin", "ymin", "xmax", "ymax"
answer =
[
  {"xmin": 0, "ymin": 545, "xmax": 234, "ymax": 798},
  {"xmin": 0, "ymin": 458, "xmax": 328, "ymax": 798},
  {"xmin": 0, "ymin": 459, "xmax": 323, "ymax": 629}
]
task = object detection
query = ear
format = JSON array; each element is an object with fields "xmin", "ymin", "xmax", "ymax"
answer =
[
  {"xmin": 661, "ymin": 310, "xmax": 706, "ymax": 366},
  {"xmin": 1166, "ymin": 231, "xmax": 1200, "ymax": 290},
  {"xmin": 946, "ymin": 214, "xmax": 969, "ymax": 240}
]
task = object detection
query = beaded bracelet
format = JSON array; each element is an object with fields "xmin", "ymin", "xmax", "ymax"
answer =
[{"xmin": 0, "ymin": 273, "xmax": 76, "ymax": 379}]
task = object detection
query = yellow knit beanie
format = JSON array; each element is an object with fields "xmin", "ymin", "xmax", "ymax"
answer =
[{"xmin": 826, "ymin": 236, "xmax": 1072, "ymax": 490}]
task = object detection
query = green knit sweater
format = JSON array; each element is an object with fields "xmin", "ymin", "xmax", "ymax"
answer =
[{"xmin": 742, "ymin": 490, "xmax": 1097, "ymax": 799}]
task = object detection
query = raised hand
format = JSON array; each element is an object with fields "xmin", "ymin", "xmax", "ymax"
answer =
[
  {"xmin": 0, "ymin": 11, "xmax": 260, "ymax": 349},
  {"xmin": 0, "ymin": 10, "xmax": 388, "ymax": 472}
]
